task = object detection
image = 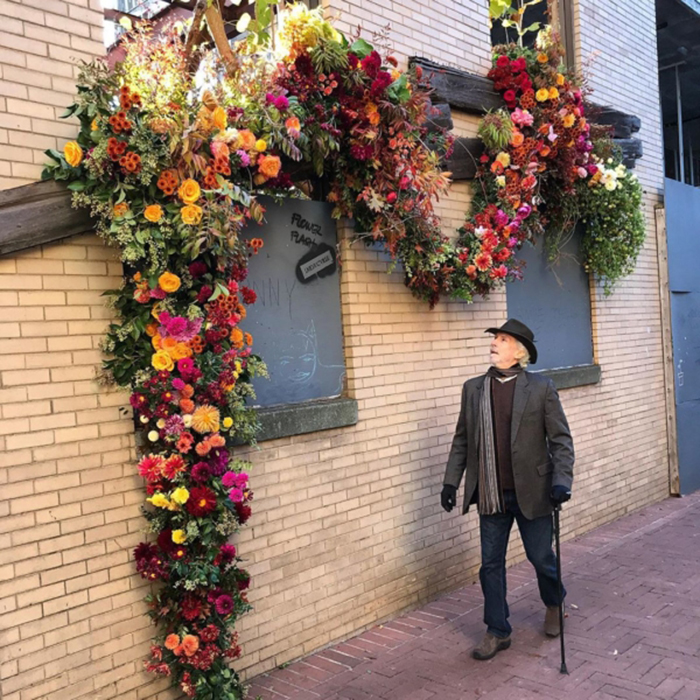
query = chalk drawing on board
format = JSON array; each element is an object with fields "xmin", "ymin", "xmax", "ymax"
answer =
[{"xmin": 279, "ymin": 320, "xmax": 345, "ymax": 395}]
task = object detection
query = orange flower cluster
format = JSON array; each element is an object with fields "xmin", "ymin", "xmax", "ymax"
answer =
[
  {"xmin": 119, "ymin": 151, "xmax": 142, "ymax": 173},
  {"xmin": 107, "ymin": 137, "xmax": 127, "ymax": 161},
  {"xmin": 119, "ymin": 85, "xmax": 142, "ymax": 110},
  {"xmin": 187, "ymin": 335, "xmax": 205, "ymax": 354},
  {"xmin": 212, "ymin": 155, "xmax": 231, "ymax": 176},
  {"xmin": 195, "ymin": 433, "xmax": 226, "ymax": 457},
  {"xmin": 203, "ymin": 167, "xmax": 218, "ymax": 189},
  {"xmin": 248, "ymin": 238, "xmax": 264, "ymax": 253},
  {"xmin": 157, "ymin": 169, "xmax": 179, "ymax": 195},
  {"xmin": 109, "ymin": 111, "xmax": 133, "ymax": 134}
]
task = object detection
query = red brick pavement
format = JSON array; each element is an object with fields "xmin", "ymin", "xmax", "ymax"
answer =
[{"xmin": 246, "ymin": 493, "xmax": 700, "ymax": 700}]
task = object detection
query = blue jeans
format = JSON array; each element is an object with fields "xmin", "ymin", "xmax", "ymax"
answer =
[{"xmin": 479, "ymin": 489, "xmax": 565, "ymax": 638}]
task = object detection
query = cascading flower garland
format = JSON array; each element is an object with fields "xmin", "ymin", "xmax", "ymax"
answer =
[
  {"xmin": 42, "ymin": 7, "xmax": 455, "ymax": 699},
  {"xmin": 43, "ymin": 6, "xmax": 645, "ymax": 697}
]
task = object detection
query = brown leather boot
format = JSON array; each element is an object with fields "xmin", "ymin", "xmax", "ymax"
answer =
[
  {"xmin": 472, "ymin": 632, "xmax": 511, "ymax": 660},
  {"xmin": 545, "ymin": 605, "xmax": 562, "ymax": 637}
]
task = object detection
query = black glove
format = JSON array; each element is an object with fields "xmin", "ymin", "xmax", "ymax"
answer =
[
  {"xmin": 550, "ymin": 485, "xmax": 571, "ymax": 506},
  {"xmin": 441, "ymin": 484, "xmax": 457, "ymax": 512}
]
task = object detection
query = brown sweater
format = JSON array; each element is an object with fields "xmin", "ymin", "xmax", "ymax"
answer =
[{"xmin": 490, "ymin": 376, "xmax": 517, "ymax": 491}]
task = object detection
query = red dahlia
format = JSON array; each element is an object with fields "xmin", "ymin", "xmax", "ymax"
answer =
[{"xmin": 186, "ymin": 486, "xmax": 217, "ymax": 516}]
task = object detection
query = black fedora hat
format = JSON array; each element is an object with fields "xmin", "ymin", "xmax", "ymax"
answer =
[{"xmin": 485, "ymin": 318, "xmax": 538, "ymax": 364}]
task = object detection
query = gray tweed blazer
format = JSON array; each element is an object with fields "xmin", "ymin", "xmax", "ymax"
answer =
[{"xmin": 443, "ymin": 370, "xmax": 574, "ymax": 520}]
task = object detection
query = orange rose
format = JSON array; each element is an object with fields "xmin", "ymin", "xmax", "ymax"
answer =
[
  {"xmin": 164, "ymin": 634, "xmax": 180, "ymax": 651},
  {"xmin": 285, "ymin": 116, "xmax": 301, "ymax": 136},
  {"xmin": 258, "ymin": 154, "xmax": 281, "ymax": 180},
  {"xmin": 158, "ymin": 272, "xmax": 181, "ymax": 293},
  {"xmin": 537, "ymin": 52, "xmax": 549, "ymax": 63},
  {"xmin": 162, "ymin": 337, "xmax": 178, "ymax": 351},
  {"xmin": 64, "ymin": 141, "xmax": 83, "ymax": 167},
  {"xmin": 170, "ymin": 343, "xmax": 192, "ymax": 360},
  {"xmin": 182, "ymin": 635, "xmax": 200, "ymax": 657},
  {"xmin": 145, "ymin": 322, "xmax": 159, "ymax": 337},
  {"xmin": 511, "ymin": 130, "xmax": 524, "ymax": 147},
  {"xmin": 181, "ymin": 204, "xmax": 203, "ymax": 225},
  {"xmin": 212, "ymin": 106, "xmax": 227, "ymax": 131},
  {"xmin": 151, "ymin": 334, "xmax": 163, "ymax": 350},
  {"xmin": 144, "ymin": 204, "xmax": 163, "ymax": 223},
  {"xmin": 113, "ymin": 202, "xmax": 129, "ymax": 218},
  {"xmin": 237, "ymin": 129, "xmax": 256, "ymax": 151},
  {"xmin": 178, "ymin": 178, "xmax": 201, "ymax": 204}
]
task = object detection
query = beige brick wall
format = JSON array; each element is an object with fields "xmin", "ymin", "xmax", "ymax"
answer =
[
  {"xmin": 0, "ymin": 0, "xmax": 672, "ymax": 697},
  {"xmin": 0, "ymin": 0, "xmax": 104, "ymax": 190}
]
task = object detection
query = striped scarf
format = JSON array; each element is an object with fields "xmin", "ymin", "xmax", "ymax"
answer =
[{"xmin": 477, "ymin": 364, "xmax": 523, "ymax": 515}]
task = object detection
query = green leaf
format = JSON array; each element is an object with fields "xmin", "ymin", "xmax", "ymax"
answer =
[
  {"xmin": 59, "ymin": 105, "xmax": 77, "ymax": 119},
  {"xmin": 489, "ymin": 0, "xmax": 511, "ymax": 18},
  {"xmin": 349, "ymin": 38, "xmax": 373, "ymax": 58},
  {"xmin": 45, "ymin": 148, "xmax": 63, "ymax": 163},
  {"xmin": 524, "ymin": 22, "xmax": 541, "ymax": 32},
  {"xmin": 386, "ymin": 74, "xmax": 410, "ymax": 103},
  {"xmin": 67, "ymin": 181, "xmax": 85, "ymax": 191}
]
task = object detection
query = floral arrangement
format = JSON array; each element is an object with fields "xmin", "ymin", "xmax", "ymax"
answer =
[
  {"xmin": 444, "ymin": 26, "xmax": 645, "ymax": 302},
  {"xmin": 42, "ymin": 6, "xmax": 456, "ymax": 698}
]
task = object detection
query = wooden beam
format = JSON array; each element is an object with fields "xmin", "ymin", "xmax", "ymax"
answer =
[
  {"xmin": 409, "ymin": 56, "xmax": 502, "ymax": 115},
  {"xmin": 0, "ymin": 180, "xmax": 93, "ymax": 258},
  {"xmin": 445, "ymin": 137, "xmax": 484, "ymax": 181},
  {"xmin": 654, "ymin": 205, "xmax": 680, "ymax": 496}
]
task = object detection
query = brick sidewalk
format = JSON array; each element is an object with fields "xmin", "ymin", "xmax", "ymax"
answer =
[{"xmin": 247, "ymin": 493, "xmax": 700, "ymax": 700}]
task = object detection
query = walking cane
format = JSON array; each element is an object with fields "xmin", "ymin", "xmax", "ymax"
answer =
[{"xmin": 553, "ymin": 505, "xmax": 568, "ymax": 674}]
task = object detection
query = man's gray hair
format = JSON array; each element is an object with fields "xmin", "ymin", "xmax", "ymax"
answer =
[{"xmin": 514, "ymin": 339, "xmax": 530, "ymax": 368}]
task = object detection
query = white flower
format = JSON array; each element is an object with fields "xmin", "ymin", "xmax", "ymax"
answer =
[
  {"xmin": 140, "ymin": 415, "xmax": 149, "ymax": 424},
  {"xmin": 495, "ymin": 176, "xmax": 506, "ymax": 188},
  {"xmin": 183, "ymin": 414, "xmax": 193, "ymax": 428},
  {"xmin": 475, "ymin": 226, "xmax": 488, "ymax": 238},
  {"xmin": 148, "ymin": 430, "xmax": 159, "ymax": 442}
]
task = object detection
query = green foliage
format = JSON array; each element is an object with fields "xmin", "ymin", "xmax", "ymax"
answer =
[
  {"xmin": 478, "ymin": 109, "xmax": 514, "ymax": 151},
  {"xmin": 579, "ymin": 162, "xmax": 646, "ymax": 295}
]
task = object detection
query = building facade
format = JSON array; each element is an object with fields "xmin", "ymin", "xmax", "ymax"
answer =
[{"xmin": 0, "ymin": 0, "xmax": 672, "ymax": 698}]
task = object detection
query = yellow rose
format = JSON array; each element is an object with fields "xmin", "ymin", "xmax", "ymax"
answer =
[
  {"xmin": 171, "ymin": 487, "xmax": 190, "ymax": 505},
  {"xmin": 548, "ymin": 87, "xmax": 559, "ymax": 100},
  {"xmin": 181, "ymin": 204, "xmax": 203, "ymax": 226},
  {"xmin": 152, "ymin": 350, "xmax": 174, "ymax": 372},
  {"xmin": 91, "ymin": 119, "xmax": 99, "ymax": 131},
  {"xmin": 158, "ymin": 272, "xmax": 181, "ymax": 294},
  {"xmin": 563, "ymin": 113, "xmax": 575, "ymax": 128},
  {"xmin": 172, "ymin": 529, "xmax": 187, "ymax": 544},
  {"xmin": 144, "ymin": 204, "xmax": 163, "ymax": 223},
  {"xmin": 64, "ymin": 141, "xmax": 83, "ymax": 167},
  {"xmin": 222, "ymin": 417, "xmax": 233, "ymax": 429},
  {"xmin": 535, "ymin": 88, "xmax": 550, "ymax": 102},
  {"xmin": 556, "ymin": 73, "xmax": 565, "ymax": 86},
  {"xmin": 212, "ymin": 106, "xmax": 227, "ymax": 131},
  {"xmin": 178, "ymin": 178, "xmax": 201, "ymax": 204}
]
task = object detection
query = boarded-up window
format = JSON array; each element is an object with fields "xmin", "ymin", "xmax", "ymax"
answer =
[
  {"xmin": 506, "ymin": 228, "xmax": 593, "ymax": 370},
  {"xmin": 241, "ymin": 198, "xmax": 346, "ymax": 407}
]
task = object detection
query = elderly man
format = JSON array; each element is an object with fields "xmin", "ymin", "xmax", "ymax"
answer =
[{"xmin": 441, "ymin": 319, "xmax": 574, "ymax": 661}]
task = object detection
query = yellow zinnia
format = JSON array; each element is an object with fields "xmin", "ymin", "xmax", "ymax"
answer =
[
  {"xmin": 548, "ymin": 87, "xmax": 559, "ymax": 100},
  {"xmin": 495, "ymin": 152, "xmax": 511, "ymax": 168},
  {"xmin": 536, "ymin": 88, "xmax": 550, "ymax": 102},
  {"xmin": 152, "ymin": 350, "xmax": 174, "ymax": 372},
  {"xmin": 171, "ymin": 487, "xmax": 190, "ymax": 505},
  {"xmin": 148, "ymin": 493, "xmax": 170, "ymax": 508},
  {"xmin": 255, "ymin": 139, "xmax": 267, "ymax": 152},
  {"xmin": 172, "ymin": 529, "xmax": 187, "ymax": 544},
  {"xmin": 158, "ymin": 272, "xmax": 181, "ymax": 293},
  {"xmin": 556, "ymin": 73, "xmax": 565, "ymax": 86},
  {"xmin": 563, "ymin": 113, "xmax": 575, "ymax": 128},
  {"xmin": 222, "ymin": 417, "xmax": 233, "ymax": 429},
  {"xmin": 64, "ymin": 141, "xmax": 83, "ymax": 167},
  {"xmin": 191, "ymin": 405, "xmax": 220, "ymax": 434}
]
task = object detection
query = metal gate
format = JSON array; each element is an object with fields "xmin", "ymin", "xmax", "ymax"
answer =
[{"xmin": 665, "ymin": 178, "xmax": 700, "ymax": 494}]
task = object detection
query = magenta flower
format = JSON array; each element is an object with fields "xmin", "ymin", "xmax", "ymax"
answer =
[
  {"xmin": 215, "ymin": 594, "xmax": 234, "ymax": 616},
  {"xmin": 274, "ymin": 95, "xmax": 289, "ymax": 111},
  {"xmin": 219, "ymin": 544, "xmax": 237, "ymax": 563},
  {"xmin": 172, "ymin": 378, "xmax": 185, "ymax": 391},
  {"xmin": 222, "ymin": 472, "xmax": 237, "ymax": 488},
  {"xmin": 229, "ymin": 488, "xmax": 244, "ymax": 503}
]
